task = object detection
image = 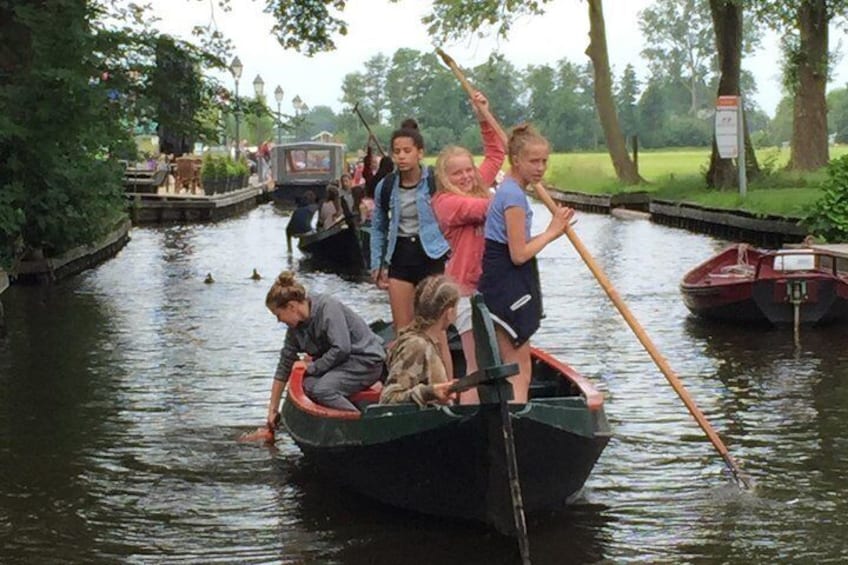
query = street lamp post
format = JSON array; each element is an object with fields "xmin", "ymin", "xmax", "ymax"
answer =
[
  {"xmin": 230, "ymin": 56, "xmax": 243, "ymax": 158},
  {"xmin": 274, "ymin": 85, "xmax": 284, "ymax": 144},
  {"xmin": 253, "ymin": 74, "xmax": 265, "ymax": 148},
  {"xmin": 292, "ymin": 94, "xmax": 304, "ymax": 140}
]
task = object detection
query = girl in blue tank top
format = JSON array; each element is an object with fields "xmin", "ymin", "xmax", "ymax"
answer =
[{"xmin": 478, "ymin": 124, "xmax": 574, "ymax": 403}]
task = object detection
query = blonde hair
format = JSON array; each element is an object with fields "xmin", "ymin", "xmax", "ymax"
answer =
[
  {"xmin": 405, "ymin": 275, "xmax": 460, "ymax": 332},
  {"xmin": 265, "ymin": 271, "xmax": 307, "ymax": 310},
  {"xmin": 434, "ymin": 145, "xmax": 489, "ymax": 198},
  {"xmin": 507, "ymin": 123, "xmax": 549, "ymax": 167}
]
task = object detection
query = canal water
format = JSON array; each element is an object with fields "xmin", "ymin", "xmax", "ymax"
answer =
[{"xmin": 1, "ymin": 202, "xmax": 847, "ymax": 564}]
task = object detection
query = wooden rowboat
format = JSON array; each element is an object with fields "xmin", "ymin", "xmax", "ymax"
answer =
[
  {"xmin": 680, "ymin": 244, "xmax": 848, "ymax": 324},
  {"xmin": 296, "ymin": 201, "xmax": 370, "ymax": 276},
  {"xmin": 281, "ymin": 299, "xmax": 610, "ymax": 535}
]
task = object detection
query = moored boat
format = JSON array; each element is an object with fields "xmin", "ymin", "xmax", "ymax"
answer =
[
  {"xmin": 280, "ymin": 300, "xmax": 610, "ymax": 535},
  {"xmin": 680, "ymin": 243, "xmax": 848, "ymax": 324}
]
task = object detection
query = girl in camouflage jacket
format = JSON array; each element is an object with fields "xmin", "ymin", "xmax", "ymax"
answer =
[{"xmin": 379, "ymin": 275, "xmax": 459, "ymax": 407}]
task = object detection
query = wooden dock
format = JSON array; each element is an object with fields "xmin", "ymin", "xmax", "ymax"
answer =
[{"xmin": 127, "ymin": 183, "xmax": 271, "ymax": 224}]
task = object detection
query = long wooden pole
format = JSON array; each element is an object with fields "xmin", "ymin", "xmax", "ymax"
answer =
[
  {"xmin": 352, "ymin": 103, "xmax": 386, "ymax": 157},
  {"xmin": 525, "ymin": 182, "xmax": 750, "ymax": 487},
  {"xmin": 436, "ymin": 48, "xmax": 509, "ymax": 149},
  {"xmin": 562, "ymin": 221, "xmax": 752, "ymax": 489}
]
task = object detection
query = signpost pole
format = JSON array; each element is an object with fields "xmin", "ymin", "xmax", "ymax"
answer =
[
  {"xmin": 737, "ymin": 96, "xmax": 747, "ymax": 198},
  {"xmin": 715, "ymin": 95, "xmax": 746, "ymax": 198}
]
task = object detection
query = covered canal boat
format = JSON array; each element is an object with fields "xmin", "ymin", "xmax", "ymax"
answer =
[{"xmin": 270, "ymin": 142, "xmax": 346, "ymax": 207}]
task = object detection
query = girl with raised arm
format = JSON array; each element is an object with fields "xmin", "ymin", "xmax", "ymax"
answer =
[{"xmin": 431, "ymin": 91, "xmax": 505, "ymax": 387}]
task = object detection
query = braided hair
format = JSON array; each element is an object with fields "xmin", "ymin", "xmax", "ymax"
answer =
[{"xmin": 405, "ymin": 275, "xmax": 459, "ymax": 333}]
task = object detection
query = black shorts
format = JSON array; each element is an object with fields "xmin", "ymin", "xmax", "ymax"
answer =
[{"xmin": 388, "ymin": 235, "xmax": 446, "ymax": 285}]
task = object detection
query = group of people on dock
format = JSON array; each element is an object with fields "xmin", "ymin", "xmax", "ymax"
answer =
[{"xmin": 263, "ymin": 87, "xmax": 575, "ymax": 430}]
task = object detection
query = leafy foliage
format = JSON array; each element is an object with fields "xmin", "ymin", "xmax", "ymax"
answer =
[
  {"xmin": 0, "ymin": 0, "xmax": 144, "ymax": 268},
  {"xmin": 802, "ymin": 154, "xmax": 848, "ymax": 241},
  {"xmin": 265, "ymin": 0, "xmax": 349, "ymax": 55},
  {"xmin": 423, "ymin": 0, "xmax": 550, "ymax": 40}
]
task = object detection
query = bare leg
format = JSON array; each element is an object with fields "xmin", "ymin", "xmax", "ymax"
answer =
[
  {"xmin": 459, "ymin": 330, "xmax": 479, "ymax": 404},
  {"xmin": 387, "ymin": 277, "xmax": 415, "ymax": 331},
  {"xmin": 495, "ymin": 327, "xmax": 531, "ymax": 404}
]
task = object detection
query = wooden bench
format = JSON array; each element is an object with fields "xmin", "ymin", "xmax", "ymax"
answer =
[{"xmin": 124, "ymin": 168, "xmax": 168, "ymax": 193}]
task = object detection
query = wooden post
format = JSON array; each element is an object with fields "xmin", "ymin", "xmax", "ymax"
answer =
[{"xmin": 632, "ymin": 135, "xmax": 639, "ymax": 176}]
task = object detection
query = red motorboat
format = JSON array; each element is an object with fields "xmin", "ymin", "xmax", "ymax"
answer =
[{"xmin": 680, "ymin": 243, "xmax": 848, "ymax": 325}]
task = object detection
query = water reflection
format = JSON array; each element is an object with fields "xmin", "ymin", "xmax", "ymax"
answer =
[{"xmin": 1, "ymin": 203, "xmax": 847, "ymax": 563}]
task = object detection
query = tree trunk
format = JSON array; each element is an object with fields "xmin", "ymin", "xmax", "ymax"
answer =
[
  {"xmin": 789, "ymin": 0, "xmax": 829, "ymax": 170},
  {"xmin": 585, "ymin": 0, "xmax": 642, "ymax": 185},
  {"xmin": 706, "ymin": 0, "xmax": 760, "ymax": 189}
]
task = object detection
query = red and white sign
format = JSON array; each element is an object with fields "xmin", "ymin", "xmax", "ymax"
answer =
[{"xmin": 715, "ymin": 95, "xmax": 740, "ymax": 159}]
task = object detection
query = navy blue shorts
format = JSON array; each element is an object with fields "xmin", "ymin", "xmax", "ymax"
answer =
[{"xmin": 478, "ymin": 239, "xmax": 543, "ymax": 347}]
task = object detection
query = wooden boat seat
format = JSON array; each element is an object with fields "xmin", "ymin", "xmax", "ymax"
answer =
[{"xmin": 707, "ymin": 263, "xmax": 755, "ymax": 279}]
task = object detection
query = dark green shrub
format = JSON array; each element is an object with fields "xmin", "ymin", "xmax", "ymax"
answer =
[{"xmin": 802, "ymin": 155, "xmax": 848, "ymax": 242}]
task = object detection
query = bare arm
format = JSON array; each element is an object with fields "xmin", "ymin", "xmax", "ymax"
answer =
[
  {"xmin": 266, "ymin": 378, "xmax": 285, "ymax": 428},
  {"xmin": 504, "ymin": 206, "xmax": 574, "ymax": 266}
]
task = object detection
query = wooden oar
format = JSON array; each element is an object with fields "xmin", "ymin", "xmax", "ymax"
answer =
[
  {"xmin": 436, "ymin": 48, "xmax": 509, "ymax": 148},
  {"xmin": 526, "ymin": 182, "xmax": 751, "ymax": 487},
  {"xmin": 561, "ymin": 220, "xmax": 752, "ymax": 489},
  {"xmin": 352, "ymin": 103, "xmax": 386, "ymax": 157}
]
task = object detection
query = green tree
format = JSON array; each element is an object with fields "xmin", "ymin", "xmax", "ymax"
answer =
[
  {"xmin": 637, "ymin": 78, "xmax": 670, "ymax": 148},
  {"xmin": 639, "ymin": 0, "xmax": 715, "ymax": 115},
  {"xmin": 706, "ymin": 0, "xmax": 761, "ymax": 188},
  {"xmin": 340, "ymin": 71, "xmax": 372, "ymax": 122},
  {"xmin": 362, "ymin": 53, "xmax": 390, "ymax": 123},
  {"xmin": 827, "ymin": 86, "xmax": 848, "ymax": 142},
  {"xmin": 385, "ymin": 48, "xmax": 429, "ymax": 126},
  {"xmin": 424, "ymin": 0, "xmax": 641, "ymax": 184},
  {"xmin": 615, "ymin": 63, "xmax": 640, "ymax": 142},
  {"xmin": 0, "ymin": 0, "xmax": 145, "ymax": 268},
  {"xmin": 754, "ymin": 0, "xmax": 848, "ymax": 170},
  {"xmin": 468, "ymin": 53, "xmax": 524, "ymax": 130}
]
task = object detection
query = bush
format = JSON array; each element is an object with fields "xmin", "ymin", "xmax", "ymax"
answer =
[{"xmin": 802, "ymin": 155, "xmax": 848, "ymax": 242}]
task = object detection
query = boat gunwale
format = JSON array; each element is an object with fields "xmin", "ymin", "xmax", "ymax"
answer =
[{"xmin": 284, "ymin": 346, "xmax": 606, "ymax": 423}]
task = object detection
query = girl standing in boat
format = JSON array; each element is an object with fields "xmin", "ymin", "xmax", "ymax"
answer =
[
  {"xmin": 478, "ymin": 125, "xmax": 574, "ymax": 403},
  {"xmin": 380, "ymin": 275, "xmax": 457, "ymax": 407},
  {"xmin": 369, "ymin": 120, "xmax": 450, "ymax": 328},
  {"xmin": 431, "ymin": 90, "xmax": 505, "ymax": 384},
  {"xmin": 264, "ymin": 271, "xmax": 385, "ymax": 425}
]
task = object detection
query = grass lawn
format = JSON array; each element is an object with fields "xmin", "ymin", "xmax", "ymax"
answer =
[{"xmin": 545, "ymin": 146, "xmax": 848, "ymax": 217}]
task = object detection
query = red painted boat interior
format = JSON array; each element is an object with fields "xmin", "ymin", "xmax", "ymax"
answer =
[
  {"xmin": 683, "ymin": 244, "xmax": 848, "ymax": 289},
  {"xmin": 287, "ymin": 361, "xmax": 363, "ymax": 420},
  {"xmin": 531, "ymin": 347, "xmax": 605, "ymax": 412},
  {"xmin": 286, "ymin": 347, "xmax": 607, "ymax": 419}
]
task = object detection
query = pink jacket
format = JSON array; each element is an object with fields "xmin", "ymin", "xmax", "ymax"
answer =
[{"xmin": 432, "ymin": 121, "xmax": 505, "ymax": 294}]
